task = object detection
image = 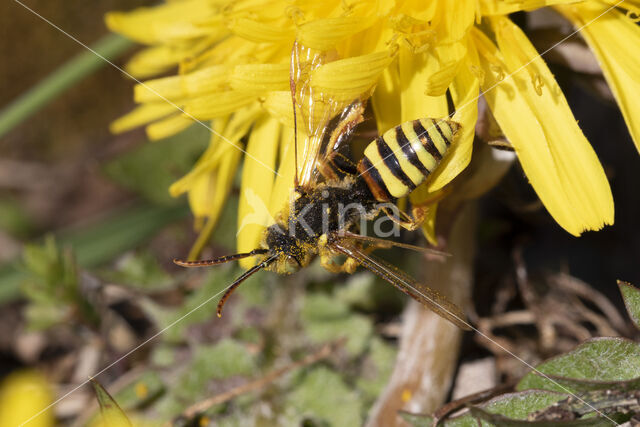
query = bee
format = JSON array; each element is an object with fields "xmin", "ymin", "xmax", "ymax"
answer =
[{"xmin": 174, "ymin": 43, "xmax": 470, "ymax": 330}]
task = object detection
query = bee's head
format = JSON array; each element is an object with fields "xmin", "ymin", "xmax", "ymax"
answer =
[{"xmin": 264, "ymin": 224, "xmax": 309, "ymax": 272}]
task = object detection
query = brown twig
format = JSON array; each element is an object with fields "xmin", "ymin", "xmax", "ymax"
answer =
[
  {"xmin": 550, "ymin": 273, "xmax": 628, "ymax": 334},
  {"xmin": 513, "ymin": 247, "xmax": 557, "ymax": 352},
  {"xmin": 172, "ymin": 339, "xmax": 343, "ymax": 423}
]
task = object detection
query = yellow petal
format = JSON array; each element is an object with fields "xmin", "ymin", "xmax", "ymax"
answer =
[
  {"xmin": 261, "ymin": 91, "xmax": 295, "ymax": 128},
  {"xmin": 426, "ymin": 45, "xmax": 479, "ymax": 192},
  {"xmin": 557, "ymin": 3, "xmax": 640, "ymax": 153},
  {"xmin": 106, "ymin": 1, "xmax": 216, "ymax": 44},
  {"xmin": 110, "ymin": 102, "xmax": 177, "ymax": 134},
  {"xmin": 310, "ymin": 50, "xmax": 395, "ymax": 102},
  {"xmin": 268, "ymin": 126, "xmax": 297, "ymax": 216},
  {"xmin": 479, "ymin": 0, "xmax": 581, "ymax": 16},
  {"xmin": 124, "ymin": 45, "xmax": 183, "ymax": 79},
  {"xmin": 433, "ymin": 0, "xmax": 476, "ymax": 43},
  {"xmin": 473, "ymin": 21, "xmax": 613, "ymax": 235},
  {"xmin": 297, "ymin": 13, "xmax": 377, "ymax": 51},
  {"xmin": 372, "ymin": 60, "xmax": 401, "ymax": 135},
  {"xmin": 185, "ymin": 91, "xmax": 256, "ymax": 119},
  {"xmin": 230, "ymin": 63, "xmax": 290, "ymax": 93},
  {"xmin": 188, "ymin": 147, "xmax": 242, "ymax": 221},
  {"xmin": 261, "ymin": 91, "xmax": 334, "ymax": 129},
  {"xmin": 170, "ymin": 105, "xmax": 261, "ymax": 197},
  {"xmin": 0, "ymin": 371, "xmax": 54, "ymax": 427},
  {"xmin": 422, "ymin": 203, "xmax": 439, "ymax": 246},
  {"xmin": 237, "ymin": 116, "xmax": 281, "ymax": 268},
  {"xmin": 134, "ymin": 65, "xmax": 230, "ymax": 103},
  {"xmin": 228, "ymin": 18, "xmax": 294, "ymax": 43},
  {"xmin": 146, "ymin": 113, "xmax": 194, "ymax": 140},
  {"xmin": 398, "ymin": 45, "xmax": 449, "ymax": 123},
  {"xmin": 425, "ymin": 41, "xmax": 467, "ymax": 96}
]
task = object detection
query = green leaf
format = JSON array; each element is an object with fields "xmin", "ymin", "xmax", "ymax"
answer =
[
  {"xmin": 467, "ymin": 405, "xmax": 611, "ymax": 426},
  {"xmin": 59, "ymin": 202, "xmax": 188, "ymax": 269},
  {"xmin": 517, "ymin": 338, "xmax": 640, "ymax": 393},
  {"xmin": 102, "ymin": 250, "xmax": 173, "ymax": 291},
  {"xmin": 0, "ymin": 202, "xmax": 188, "ymax": 304},
  {"xmin": 104, "ymin": 124, "xmax": 208, "ymax": 204},
  {"xmin": 91, "ymin": 378, "xmax": 132, "ymax": 427},
  {"xmin": 113, "ymin": 371, "xmax": 164, "ymax": 410},
  {"xmin": 24, "ymin": 304, "xmax": 69, "ymax": 331},
  {"xmin": 427, "ymin": 390, "xmax": 568, "ymax": 427},
  {"xmin": 287, "ymin": 367, "xmax": 363, "ymax": 426},
  {"xmin": 356, "ymin": 337, "xmax": 397, "ymax": 404},
  {"xmin": 618, "ymin": 280, "xmax": 640, "ymax": 330},
  {"xmin": 174, "ymin": 339, "xmax": 256, "ymax": 402},
  {"xmin": 0, "ymin": 197, "xmax": 33, "ymax": 237},
  {"xmin": 143, "ymin": 264, "xmax": 242, "ymax": 343},
  {"xmin": 465, "ymin": 390, "xmax": 567, "ymax": 425},
  {"xmin": 301, "ymin": 293, "xmax": 373, "ymax": 356}
]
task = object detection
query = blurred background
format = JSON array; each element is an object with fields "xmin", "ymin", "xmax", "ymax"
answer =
[{"xmin": 1, "ymin": 1, "xmax": 639, "ymax": 425}]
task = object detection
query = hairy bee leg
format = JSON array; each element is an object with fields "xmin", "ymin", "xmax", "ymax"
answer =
[
  {"xmin": 319, "ymin": 247, "xmax": 361, "ymax": 274},
  {"xmin": 319, "ymin": 251, "xmax": 347, "ymax": 273},
  {"xmin": 342, "ymin": 256, "xmax": 359, "ymax": 274},
  {"xmin": 381, "ymin": 206, "xmax": 426, "ymax": 231}
]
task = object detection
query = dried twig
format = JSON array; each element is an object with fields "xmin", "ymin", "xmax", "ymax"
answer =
[
  {"xmin": 366, "ymin": 205, "xmax": 477, "ymax": 427},
  {"xmin": 550, "ymin": 273, "xmax": 628, "ymax": 334}
]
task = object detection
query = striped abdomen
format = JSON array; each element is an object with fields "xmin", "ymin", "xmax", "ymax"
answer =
[{"xmin": 357, "ymin": 118, "xmax": 460, "ymax": 201}]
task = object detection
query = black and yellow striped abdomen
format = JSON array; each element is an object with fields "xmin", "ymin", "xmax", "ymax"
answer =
[{"xmin": 357, "ymin": 118, "xmax": 461, "ymax": 201}]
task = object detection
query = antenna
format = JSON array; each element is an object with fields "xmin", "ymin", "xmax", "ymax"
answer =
[
  {"xmin": 290, "ymin": 41, "xmax": 300, "ymax": 188},
  {"xmin": 174, "ymin": 249, "xmax": 276, "ymax": 317},
  {"xmin": 216, "ymin": 254, "xmax": 279, "ymax": 317},
  {"xmin": 173, "ymin": 248, "xmax": 268, "ymax": 267}
]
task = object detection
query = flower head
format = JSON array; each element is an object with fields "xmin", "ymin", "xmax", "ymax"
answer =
[
  {"xmin": 107, "ymin": 0, "xmax": 640, "ymax": 259},
  {"xmin": 0, "ymin": 370, "xmax": 54, "ymax": 427}
]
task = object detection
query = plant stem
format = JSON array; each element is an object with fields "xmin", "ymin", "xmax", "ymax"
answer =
[{"xmin": 0, "ymin": 33, "xmax": 132, "ymax": 139}]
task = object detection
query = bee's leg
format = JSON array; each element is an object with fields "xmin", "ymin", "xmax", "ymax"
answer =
[
  {"xmin": 319, "ymin": 247, "xmax": 361, "ymax": 273},
  {"xmin": 320, "ymin": 252, "xmax": 347, "ymax": 273},
  {"xmin": 380, "ymin": 206, "xmax": 426, "ymax": 231}
]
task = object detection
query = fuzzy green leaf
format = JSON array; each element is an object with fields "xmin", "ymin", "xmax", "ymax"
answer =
[
  {"xmin": 403, "ymin": 390, "xmax": 570, "ymax": 427},
  {"xmin": 174, "ymin": 339, "xmax": 256, "ymax": 401},
  {"xmin": 467, "ymin": 405, "xmax": 610, "ymax": 426},
  {"xmin": 517, "ymin": 338, "xmax": 640, "ymax": 393},
  {"xmin": 301, "ymin": 293, "xmax": 373, "ymax": 356},
  {"xmin": 618, "ymin": 280, "xmax": 640, "ymax": 329},
  {"xmin": 102, "ymin": 250, "xmax": 173, "ymax": 290},
  {"xmin": 356, "ymin": 337, "xmax": 397, "ymax": 404},
  {"xmin": 113, "ymin": 371, "xmax": 164, "ymax": 410},
  {"xmin": 287, "ymin": 367, "xmax": 363, "ymax": 426}
]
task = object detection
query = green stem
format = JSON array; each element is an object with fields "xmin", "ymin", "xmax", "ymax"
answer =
[{"xmin": 0, "ymin": 33, "xmax": 133, "ymax": 138}]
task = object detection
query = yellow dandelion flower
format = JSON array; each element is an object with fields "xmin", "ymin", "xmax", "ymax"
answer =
[
  {"xmin": 0, "ymin": 370, "xmax": 54, "ymax": 427},
  {"xmin": 107, "ymin": 0, "xmax": 638, "ymax": 259}
]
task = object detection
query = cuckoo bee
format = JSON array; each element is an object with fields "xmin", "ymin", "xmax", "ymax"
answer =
[{"xmin": 174, "ymin": 43, "xmax": 469, "ymax": 330}]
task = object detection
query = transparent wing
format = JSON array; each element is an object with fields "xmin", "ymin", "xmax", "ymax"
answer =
[
  {"xmin": 330, "ymin": 237, "xmax": 471, "ymax": 330},
  {"xmin": 290, "ymin": 42, "xmax": 367, "ymax": 188},
  {"xmin": 336, "ymin": 231, "xmax": 451, "ymax": 258}
]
